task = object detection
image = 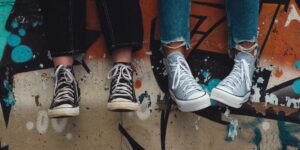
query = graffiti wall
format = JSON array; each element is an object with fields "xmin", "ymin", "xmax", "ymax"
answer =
[{"xmin": 1, "ymin": 0, "xmax": 300, "ymax": 149}]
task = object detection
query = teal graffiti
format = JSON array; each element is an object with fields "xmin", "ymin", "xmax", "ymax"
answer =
[
  {"xmin": 207, "ymin": 79, "xmax": 221, "ymax": 93},
  {"xmin": 202, "ymin": 70, "xmax": 210, "ymax": 78},
  {"xmin": 138, "ymin": 91, "xmax": 150, "ymax": 103},
  {"xmin": 6, "ymin": 21, "xmax": 33, "ymax": 63},
  {"xmin": 18, "ymin": 28, "xmax": 26, "ymax": 36},
  {"xmin": 11, "ymin": 45, "xmax": 33, "ymax": 63},
  {"xmin": 0, "ymin": 0, "xmax": 16, "ymax": 60},
  {"xmin": 239, "ymin": 117, "xmax": 262, "ymax": 128},
  {"xmin": 225, "ymin": 120, "xmax": 238, "ymax": 141},
  {"xmin": 241, "ymin": 118, "xmax": 263, "ymax": 148},
  {"xmin": 225, "ymin": 117, "xmax": 263, "ymax": 147},
  {"xmin": 138, "ymin": 91, "xmax": 152, "ymax": 112},
  {"xmin": 3, "ymin": 80, "xmax": 16, "ymax": 107},
  {"xmin": 278, "ymin": 115, "xmax": 300, "ymax": 150},
  {"xmin": 199, "ymin": 78, "xmax": 221, "ymax": 94},
  {"xmin": 233, "ymin": 116, "xmax": 300, "ymax": 150},
  {"xmin": 7, "ymin": 34, "xmax": 21, "ymax": 47},
  {"xmin": 1, "ymin": 3, "xmax": 33, "ymax": 63},
  {"xmin": 11, "ymin": 20, "xmax": 18, "ymax": 29},
  {"xmin": 292, "ymin": 79, "xmax": 300, "ymax": 94},
  {"xmin": 252, "ymin": 127, "xmax": 262, "ymax": 150},
  {"xmin": 295, "ymin": 61, "xmax": 300, "ymax": 69},
  {"xmin": 200, "ymin": 78, "xmax": 221, "ymax": 106}
]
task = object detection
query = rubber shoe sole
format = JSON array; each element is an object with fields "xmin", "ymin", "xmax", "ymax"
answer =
[
  {"xmin": 211, "ymin": 88, "xmax": 250, "ymax": 108},
  {"xmin": 170, "ymin": 90, "xmax": 211, "ymax": 112},
  {"xmin": 107, "ymin": 98, "xmax": 140, "ymax": 112},
  {"xmin": 48, "ymin": 104, "xmax": 79, "ymax": 118}
]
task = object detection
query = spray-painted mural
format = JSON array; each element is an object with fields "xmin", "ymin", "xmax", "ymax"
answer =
[{"xmin": 1, "ymin": 0, "xmax": 300, "ymax": 149}]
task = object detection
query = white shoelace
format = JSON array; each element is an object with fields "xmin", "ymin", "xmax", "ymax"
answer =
[
  {"xmin": 107, "ymin": 64, "xmax": 133, "ymax": 99},
  {"xmin": 220, "ymin": 59, "xmax": 251, "ymax": 91},
  {"xmin": 53, "ymin": 65, "xmax": 76, "ymax": 103},
  {"xmin": 169, "ymin": 57, "xmax": 199, "ymax": 95}
]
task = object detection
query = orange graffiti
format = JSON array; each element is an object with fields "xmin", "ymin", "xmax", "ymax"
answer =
[{"xmin": 134, "ymin": 80, "xmax": 142, "ymax": 89}]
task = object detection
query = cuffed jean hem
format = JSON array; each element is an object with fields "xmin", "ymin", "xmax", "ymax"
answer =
[
  {"xmin": 228, "ymin": 35, "xmax": 257, "ymax": 49},
  {"xmin": 161, "ymin": 37, "xmax": 191, "ymax": 50},
  {"xmin": 108, "ymin": 42, "xmax": 143, "ymax": 55},
  {"xmin": 50, "ymin": 49, "xmax": 85, "ymax": 58}
]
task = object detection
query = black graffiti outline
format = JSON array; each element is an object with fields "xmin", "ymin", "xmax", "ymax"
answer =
[{"xmin": 118, "ymin": 124, "xmax": 145, "ymax": 150}]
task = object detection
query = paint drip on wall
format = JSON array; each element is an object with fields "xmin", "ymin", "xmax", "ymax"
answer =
[
  {"xmin": 3, "ymin": 80, "xmax": 16, "ymax": 106},
  {"xmin": 136, "ymin": 91, "xmax": 152, "ymax": 120}
]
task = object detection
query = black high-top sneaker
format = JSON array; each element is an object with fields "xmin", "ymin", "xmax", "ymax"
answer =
[
  {"xmin": 48, "ymin": 65, "xmax": 80, "ymax": 118},
  {"xmin": 107, "ymin": 63, "xmax": 139, "ymax": 111}
]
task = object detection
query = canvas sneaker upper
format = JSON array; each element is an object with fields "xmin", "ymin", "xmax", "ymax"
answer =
[
  {"xmin": 164, "ymin": 52, "xmax": 206, "ymax": 101},
  {"xmin": 216, "ymin": 51, "xmax": 255, "ymax": 97}
]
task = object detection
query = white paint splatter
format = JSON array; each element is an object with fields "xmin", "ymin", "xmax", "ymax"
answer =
[
  {"xmin": 286, "ymin": 96, "xmax": 300, "ymax": 108},
  {"xmin": 227, "ymin": 119, "xmax": 239, "ymax": 140},
  {"xmin": 26, "ymin": 121, "xmax": 34, "ymax": 130},
  {"xmin": 36, "ymin": 110, "xmax": 49, "ymax": 134},
  {"xmin": 266, "ymin": 66, "xmax": 273, "ymax": 71},
  {"xmin": 65, "ymin": 133, "xmax": 73, "ymax": 140},
  {"xmin": 145, "ymin": 51, "xmax": 152, "ymax": 55},
  {"xmin": 265, "ymin": 93, "xmax": 278, "ymax": 106},
  {"xmin": 285, "ymin": 5, "xmax": 300, "ymax": 27},
  {"xmin": 136, "ymin": 95, "xmax": 152, "ymax": 121},
  {"xmin": 250, "ymin": 84, "xmax": 261, "ymax": 103},
  {"xmin": 194, "ymin": 116, "xmax": 201, "ymax": 131},
  {"xmin": 257, "ymin": 77, "xmax": 264, "ymax": 84},
  {"xmin": 51, "ymin": 118, "xmax": 68, "ymax": 133},
  {"xmin": 39, "ymin": 64, "xmax": 44, "ymax": 68},
  {"xmin": 261, "ymin": 121, "xmax": 270, "ymax": 130},
  {"xmin": 224, "ymin": 108, "xmax": 230, "ymax": 118},
  {"xmin": 162, "ymin": 70, "xmax": 167, "ymax": 76}
]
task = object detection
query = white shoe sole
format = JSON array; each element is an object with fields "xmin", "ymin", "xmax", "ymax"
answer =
[
  {"xmin": 211, "ymin": 88, "xmax": 250, "ymax": 108},
  {"xmin": 107, "ymin": 98, "xmax": 140, "ymax": 111},
  {"xmin": 48, "ymin": 106, "xmax": 79, "ymax": 118},
  {"xmin": 170, "ymin": 90, "xmax": 211, "ymax": 112}
]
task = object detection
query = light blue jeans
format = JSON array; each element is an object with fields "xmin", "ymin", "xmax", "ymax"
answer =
[{"xmin": 158, "ymin": 0, "xmax": 259, "ymax": 50}]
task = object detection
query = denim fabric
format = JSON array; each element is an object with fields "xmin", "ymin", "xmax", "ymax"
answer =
[
  {"xmin": 225, "ymin": 0, "xmax": 259, "ymax": 49},
  {"xmin": 158, "ymin": 0, "xmax": 259, "ymax": 49},
  {"xmin": 158, "ymin": 0, "xmax": 191, "ymax": 49}
]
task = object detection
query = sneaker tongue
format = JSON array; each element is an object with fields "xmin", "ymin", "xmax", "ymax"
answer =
[
  {"xmin": 56, "ymin": 66, "xmax": 74, "ymax": 81},
  {"xmin": 167, "ymin": 52, "xmax": 184, "ymax": 62},
  {"xmin": 235, "ymin": 52, "xmax": 255, "ymax": 64}
]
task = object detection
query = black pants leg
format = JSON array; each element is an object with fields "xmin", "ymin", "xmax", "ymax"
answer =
[
  {"xmin": 40, "ymin": 0, "xmax": 144, "ymax": 57},
  {"xmin": 40, "ymin": 0, "xmax": 86, "ymax": 57},
  {"xmin": 96, "ymin": 0, "xmax": 144, "ymax": 53}
]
